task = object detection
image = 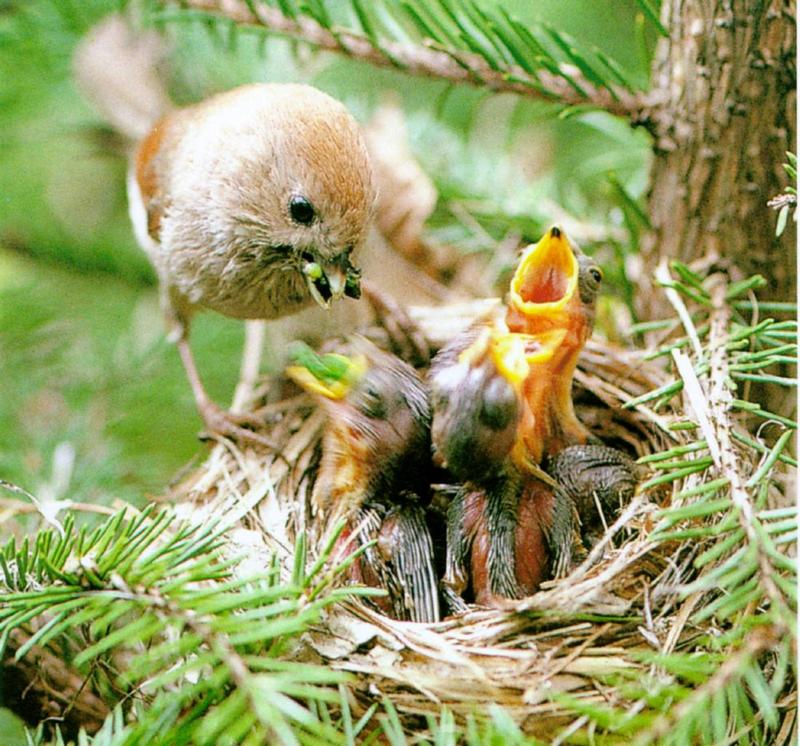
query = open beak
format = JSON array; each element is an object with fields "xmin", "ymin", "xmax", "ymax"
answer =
[
  {"xmin": 457, "ymin": 325, "xmax": 567, "ymax": 389},
  {"xmin": 508, "ymin": 226, "xmax": 578, "ymax": 329},
  {"xmin": 491, "ymin": 328, "xmax": 568, "ymax": 387},
  {"xmin": 303, "ymin": 256, "xmax": 362, "ymax": 309}
]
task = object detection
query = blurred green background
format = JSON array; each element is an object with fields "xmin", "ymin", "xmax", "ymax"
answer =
[{"xmin": 0, "ymin": 0, "xmax": 654, "ymax": 512}]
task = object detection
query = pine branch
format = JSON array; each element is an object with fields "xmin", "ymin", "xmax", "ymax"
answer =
[
  {"xmin": 163, "ymin": 0, "xmax": 651, "ymax": 120},
  {"xmin": 634, "ymin": 625, "xmax": 785, "ymax": 745},
  {"xmin": 0, "ymin": 507, "xmax": 375, "ymax": 743},
  {"xmin": 554, "ymin": 268, "xmax": 798, "ymax": 743},
  {"xmin": 703, "ymin": 275, "xmax": 793, "ymax": 623}
]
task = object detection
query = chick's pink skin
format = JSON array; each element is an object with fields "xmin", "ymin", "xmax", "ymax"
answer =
[{"xmin": 459, "ymin": 479, "xmax": 555, "ymax": 605}]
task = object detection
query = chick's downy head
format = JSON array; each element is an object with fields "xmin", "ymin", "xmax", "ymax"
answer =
[{"xmin": 287, "ymin": 338, "xmax": 430, "ymax": 512}]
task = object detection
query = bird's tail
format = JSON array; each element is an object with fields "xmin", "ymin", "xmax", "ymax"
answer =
[{"xmin": 73, "ymin": 13, "xmax": 171, "ymax": 141}]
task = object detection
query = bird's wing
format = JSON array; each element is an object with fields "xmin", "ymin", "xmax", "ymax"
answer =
[
  {"xmin": 545, "ymin": 487, "xmax": 580, "ymax": 579},
  {"xmin": 548, "ymin": 444, "xmax": 639, "ymax": 525},
  {"xmin": 380, "ymin": 504, "xmax": 441, "ymax": 623}
]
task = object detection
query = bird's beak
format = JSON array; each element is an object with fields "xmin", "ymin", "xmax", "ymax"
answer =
[
  {"xmin": 303, "ymin": 257, "xmax": 362, "ymax": 309},
  {"xmin": 286, "ymin": 342, "xmax": 367, "ymax": 400},
  {"xmin": 457, "ymin": 325, "xmax": 567, "ymax": 389},
  {"xmin": 508, "ymin": 225, "xmax": 578, "ymax": 325},
  {"xmin": 490, "ymin": 329, "xmax": 568, "ymax": 387}
]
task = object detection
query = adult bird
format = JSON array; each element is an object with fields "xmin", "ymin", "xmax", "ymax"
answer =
[{"xmin": 76, "ymin": 17, "xmax": 375, "ymax": 447}]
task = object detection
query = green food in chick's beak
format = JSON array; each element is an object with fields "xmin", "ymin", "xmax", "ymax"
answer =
[{"xmin": 286, "ymin": 341, "xmax": 367, "ymax": 400}]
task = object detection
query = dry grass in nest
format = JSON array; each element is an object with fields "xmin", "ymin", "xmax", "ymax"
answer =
[{"xmin": 164, "ymin": 300, "xmax": 699, "ymax": 737}]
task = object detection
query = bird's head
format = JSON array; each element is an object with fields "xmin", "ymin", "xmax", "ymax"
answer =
[
  {"xmin": 430, "ymin": 323, "xmax": 567, "ymax": 481},
  {"xmin": 261, "ymin": 86, "xmax": 375, "ymax": 308},
  {"xmin": 505, "ymin": 225, "xmax": 602, "ymax": 344},
  {"xmin": 286, "ymin": 338, "xmax": 430, "ymax": 504},
  {"xmin": 176, "ymin": 84, "xmax": 376, "ymax": 317},
  {"xmin": 501, "ymin": 226, "xmax": 600, "ymax": 461}
]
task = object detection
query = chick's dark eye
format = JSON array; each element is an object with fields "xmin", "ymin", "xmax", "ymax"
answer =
[
  {"xmin": 589, "ymin": 267, "xmax": 603, "ymax": 283},
  {"xmin": 360, "ymin": 386, "xmax": 386, "ymax": 419},
  {"xmin": 289, "ymin": 196, "xmax": 315, "ymax": 225}
]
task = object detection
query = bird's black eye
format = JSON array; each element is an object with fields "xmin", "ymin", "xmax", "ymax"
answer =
[
  {"xmin": 360, "ymin": 385, "xmax": 387, "ymax": 420},
  {"xmin": 589, "ymin": 267, "xmax": 603, "ymax": 283},
  {"xmin": 289, "ymin": 195, "xmax": 315, "ymax": 225}
]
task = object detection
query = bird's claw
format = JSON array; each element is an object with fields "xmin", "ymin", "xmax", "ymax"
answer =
[
  {"xmin": 198, "ymin": 402, "xmax": 277, "ymax": 450},
  {"xmin": 362, "ymin": 281, "xmax": 431, "ymax": 367}
]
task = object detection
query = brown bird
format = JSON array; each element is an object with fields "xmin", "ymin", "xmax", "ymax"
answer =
[
  {"xmin": 287, "ymin": 338, "xmax": 440, "ymax": 623},
  {"xmin": 433, "ymin": 227, "xmax": 632, "ymax": 609},
  {"xmin": 133, "ymin": 84, "xmax": 374, "ymax": 445},
  {"xmin": 76, "ymin": 18, "xmax": 375, "ymax": 446}
]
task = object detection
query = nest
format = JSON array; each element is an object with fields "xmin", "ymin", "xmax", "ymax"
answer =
[{"xmin": 166, "ymin": 300, "xmax": 691, "ymax": 738}]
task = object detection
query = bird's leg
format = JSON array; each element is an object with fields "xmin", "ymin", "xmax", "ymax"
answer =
[
  {"xmin": 174, "ymin": 325, "xmax": 277, "ymax": 450},
  {"xmin": 362, "ymin": 280, "xmax": 431, "ymax": 367},
  {"xmin": 231, "ymin": 320, "xmax": 266, "ymax": 415}
]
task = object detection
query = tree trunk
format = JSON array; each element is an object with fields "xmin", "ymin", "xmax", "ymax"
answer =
[{"xmin": 642, "ymin": 0, "xmax": 796, "ymax": 315}]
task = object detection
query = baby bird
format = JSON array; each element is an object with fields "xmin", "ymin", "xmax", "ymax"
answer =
[
  {"xmin": 76, "ymin": 17, "xmax": 375, "ymax": 446},
  {"xmin": 432, "ymin": 227, "xmax": 628, "ymax": 608},
  {"xmin": 433, "ymin": 327, "xmax": 578, "ymax": 608},
  {"xmin": 287, "ymin": 338, "xmax": 440, "ymax": 623},
  {"xmin": 432, "ymin": 227, "xmax": 602, "ymax": 475},
  {"xmin": 503, "ymin": 226, "xmax": 603, "ymax": 462}
]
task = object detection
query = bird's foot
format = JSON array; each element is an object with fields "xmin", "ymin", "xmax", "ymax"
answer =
[
  {"xmin": 362, "ymin": 281, "xmax": 430, "ymax": 367},
  {"xmin": 197, "ymin": 402, "xmax": 277, "ymax": 449}
]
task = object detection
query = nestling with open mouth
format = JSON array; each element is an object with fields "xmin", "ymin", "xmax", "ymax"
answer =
[{"xmin": 431, "ymin": 227, "xmax": 638, "ymax": 608}]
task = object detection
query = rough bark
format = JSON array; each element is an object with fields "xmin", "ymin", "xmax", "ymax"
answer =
[
  {"xmin": 641, "ymin": 0, "xmax": 796, "ymax": 315},
  {"xmin": 2, "ymin": 630, "xmax": 109, "ymax": 737}
]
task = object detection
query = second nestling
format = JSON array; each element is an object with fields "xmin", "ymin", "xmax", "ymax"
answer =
[
  {"xmin": 287, "ymin": 337, "xmax": 440, "ymax": 624},
  {"xmin": 430, "ymin": 227, "xmax": 640, "ymax": 610}
]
